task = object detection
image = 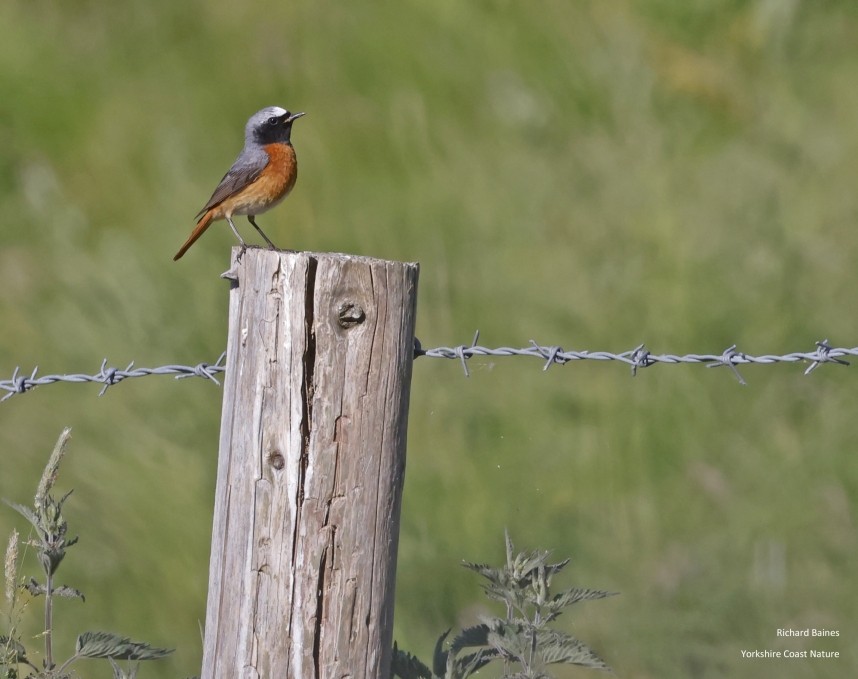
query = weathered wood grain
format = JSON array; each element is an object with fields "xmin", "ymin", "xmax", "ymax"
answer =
[{"xmin": 201, "ymin": 248, "xmax": 419, "ymax": 679}]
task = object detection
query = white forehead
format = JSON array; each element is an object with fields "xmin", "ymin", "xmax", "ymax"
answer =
[
  {"xmin": 245, "ymin": 106, "xmax": 291, "ymax": 137},
  {"xmin": 261, "ymin": 106, "xmax": 288, "ymax": 118}
]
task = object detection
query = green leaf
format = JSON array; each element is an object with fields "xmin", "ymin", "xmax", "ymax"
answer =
[
  {"xmin": 461, "ymin": 561, "xmax": 503, "ymax": 586},
  {"xmin": 391, "ymin": 642, "xmax": 432, "ymax": 679},
  {"xmin": 455, "ymin": 648, "xmax": 497, "ymax": 677},
  {"xmin": 485, "ymin": 619, "xmax": 532, "ymax": 661},
  {"xmin": 504, "ymin": 529, "xmax": 515, "ymax": 566},
  {"xmin": 511, "ymin": 550, "xmax": 549, "ymax": 580},
  {"xmin": 0, "ymin": 635, "xmax": 29, "ymax": 664},
  {"xmin": 23, "ymin": 578, "xmax": 45, "ymax": 597},
  {"xmin": 432, "ymin": 629, "xmax": 450, "ymax": 678},
  {"xmin": 536, "ymin": 629, "xmax": 611, "ymax": 671},
  {"xmin": 108, "ymin": 658, "xmax": 139, "ymax": 679},
  {"xmin": 450, "ymin": 624, "xmax": 489, "ymax": 653},
  {"xmin": 551, "ymin": 587, "xmax": 617, "ymax": 608},
  {"xmin": 55, "ymin": 489, "xmax": 74, "ymax": 515},
  {"xmin": 75, "ymin": 632, "xmax": 172, "ymax": 661},
  {"xmin": 39, "ymin": 546, "xmax": 67, "ymax": 578},
  {"xmin": 539, "ymin": 558, "xmax": 571, "ymax": 581},
  {"xmin": 1, "ymin": 502, "xmax": 39, "ymax": 532},
  {"xmin": 53, "ymin": 584, "xmax": 85, "ymax": 601},
  {"xmin": 481, "ymin": 581, "xmax": 516, "ymax": 605},
  {"xmin": 22, "ymin": 578, "xmax": 85, "ymax": 602}
]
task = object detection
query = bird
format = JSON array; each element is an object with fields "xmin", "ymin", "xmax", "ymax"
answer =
[{"xmin": 173, "ymin": 106, "xmax": 305, "ymax": 261}]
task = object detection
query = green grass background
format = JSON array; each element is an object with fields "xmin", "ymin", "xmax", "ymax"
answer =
[{"xmin": 1, "ymin": 0, "xmax": 857, "ymax": 676}]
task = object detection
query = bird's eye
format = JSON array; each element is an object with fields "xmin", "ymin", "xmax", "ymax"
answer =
[{"xmin": 267, "ymin": 116, "xmax": 279, "ymax": 125}]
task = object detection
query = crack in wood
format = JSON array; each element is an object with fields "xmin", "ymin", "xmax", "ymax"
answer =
[
  {"xmin": 270, "ymin": 259, "xmax": 283, "ymax": 359},
  {"xmin": 295, "ymin": 256, "xmax": 317, "ymax": 525},
  {"xmin": 289, "ymin": 254, "xmax": 318, "ymax": 673},
  {"xmin": 312, "ymin": 546, "xmax": 327, "ymax": 679}
]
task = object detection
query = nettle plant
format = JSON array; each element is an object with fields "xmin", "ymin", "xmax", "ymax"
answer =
[
  {"xmin": 1, "ymin": 429, "xmax": 171, "ymax": 679},
  {"xmin": 393, "ymin": 533, "xmax": 616, "ymax": 679}
]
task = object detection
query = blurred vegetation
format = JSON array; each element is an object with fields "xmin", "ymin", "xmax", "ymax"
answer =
[
  {"xmin": 2, "ymin": 429, "xmax": 173, "ymax": 679},
  {"xmin": 393, "ymin": 532, "xmax": 617, "ymax": 678},
  {"xmin": 1, "ymin": 0, "xmax": 856, "ymax": 676}
]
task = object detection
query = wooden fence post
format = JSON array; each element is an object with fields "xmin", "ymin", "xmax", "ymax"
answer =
[{"xmin": 201, "ymin": 248, "xmax": 419, "ymax": 679}]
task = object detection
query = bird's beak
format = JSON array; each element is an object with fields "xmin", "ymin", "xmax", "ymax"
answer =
[{"xmin": 286, "ymin": 111, "xmax": 306, "ymax": 124}]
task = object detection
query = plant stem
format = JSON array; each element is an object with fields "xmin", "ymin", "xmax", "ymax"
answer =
[
  {"xmin": 56, "ymin": 652, "xmax": 81, "ymax": 675},
  {"xmin": 504, "ymin": 600, "xmax": 513, "ymax": 676},
  {"xmin": 44, "ymin": 570, "xmax": 53, "ymax": 670}
]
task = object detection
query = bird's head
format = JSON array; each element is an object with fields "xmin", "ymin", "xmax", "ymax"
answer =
[{"xmin": 246, "ymin": 106, "xmax": 305, "ymax": 145}]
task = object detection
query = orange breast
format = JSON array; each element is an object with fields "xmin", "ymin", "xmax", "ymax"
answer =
[{"xmin": 218, "ymin": 143, "xmax": 298, "ymax": 218}]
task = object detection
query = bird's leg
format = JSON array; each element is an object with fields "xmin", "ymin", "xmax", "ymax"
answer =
[
  {"xmin": 226, "ymin": 216, "xmax": 249, "ymax": 262},
  {"xmin": 226, "ymin": 216, "xmax": 248, "ymax": 247},
  {"xmin": 248, "ymin": 215, "xmax": 278, "ymax": 250}
]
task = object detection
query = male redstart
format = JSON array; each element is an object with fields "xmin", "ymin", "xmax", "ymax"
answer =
[{"xmin": 173, "ymin": 106, "xmax": 305, "ymax": 260}]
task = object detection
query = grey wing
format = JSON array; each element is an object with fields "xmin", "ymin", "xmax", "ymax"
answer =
[{"xmin": 195, "ymin": 150, "xmax": 270, "ymax": 219}]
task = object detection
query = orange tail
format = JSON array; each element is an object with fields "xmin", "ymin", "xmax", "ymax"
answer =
[{"xmin": 173, "ymin": 210, "xmax": 215, "ymax": 261}]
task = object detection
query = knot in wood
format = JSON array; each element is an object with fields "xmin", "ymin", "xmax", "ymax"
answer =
[
  {"xmin": 267, "ymin": 450, "xmax": 285, "ymax": 470},
  {"xmin": 337, "ymin": 300, "xmax": 365, "ymax": 328}
]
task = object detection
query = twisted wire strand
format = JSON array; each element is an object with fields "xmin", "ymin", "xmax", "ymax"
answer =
[
  {"xmin": 415, "ymin": 334, "xmax": 853, "ymax": 384},
  {"xmin": 0, "ymin": 353, "xmax": 227, "ymax": 402},
  {"xmin": 1, "ymin": 336, "xmax": 853, "ymax": 401}
]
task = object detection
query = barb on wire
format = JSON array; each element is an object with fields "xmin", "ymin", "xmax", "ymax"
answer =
[
  {"xmin": 629, "ymin": 344, "xmax": 652, "ymax": 376},
  {"xmin": 0, "ymin": 353, "xmax": 226, "ymax": 402},
  {"xmin": 804, "ymin": 339, "xmax": 850, "ymax": 375},
  {"xmin": 2, "ymin": 335, "xmax": 856, "ymax": 402},
  {"xmin": 705, "ymin": 345, "xmax": 748, "ymax": 386}
]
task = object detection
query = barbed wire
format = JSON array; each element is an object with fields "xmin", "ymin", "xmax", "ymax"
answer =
[
  {"xmin": 0, "ymin": 354, "xmax": 227, "ymax": 402},
  {"xmin": 0, "ymin": 335, "xmax": 853, "ymax": 401},
  {"xmin": 414, "ymin": 334, "xmax": 853, "ymax": 384}
]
